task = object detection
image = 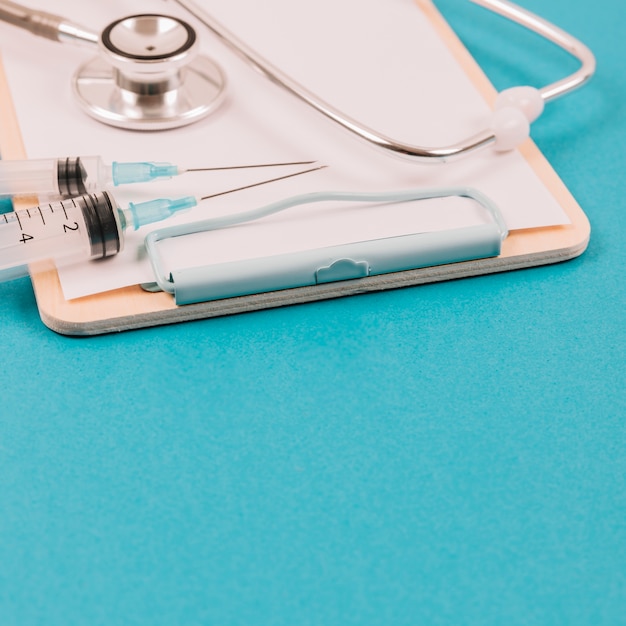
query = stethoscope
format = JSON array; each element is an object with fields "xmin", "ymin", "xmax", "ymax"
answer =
[{"xmin": 0, "ymin": 0, "xmax": 595, "ymax": 163}]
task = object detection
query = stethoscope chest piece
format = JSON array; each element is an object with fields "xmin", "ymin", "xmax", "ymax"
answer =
[{"xmin": 72, "ymin": 14, "xmax": 226, "ymax": 130}]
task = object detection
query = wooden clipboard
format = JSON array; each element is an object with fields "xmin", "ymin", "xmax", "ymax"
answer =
[{"xmin": 0, "ymin": 0, "xmax": 589, "ymax": 335}]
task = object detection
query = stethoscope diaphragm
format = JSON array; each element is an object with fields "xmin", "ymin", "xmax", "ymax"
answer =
[{"xmin": 72, "ymin": 14, "xmax": 226, "ymax": 130}]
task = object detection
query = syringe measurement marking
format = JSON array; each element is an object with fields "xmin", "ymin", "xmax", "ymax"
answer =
[
  {"xmin": 15, "ymin": 208, "xmax": 32, "ymax": 243},
  {"xmin": 61, "ymin": 200, "xmax": 79, "ymax": 233},
  {"xmin": 1, "ymin": 202, "xmax": 81, "ymax": 245}
]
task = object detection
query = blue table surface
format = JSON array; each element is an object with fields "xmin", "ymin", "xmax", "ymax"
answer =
[{"xmin": 1, "ymin": 2, "xmax": 624, "ymax": 625}]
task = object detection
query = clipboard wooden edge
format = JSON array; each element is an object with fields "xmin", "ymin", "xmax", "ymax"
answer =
[{"xmin": 0, "ymin": 0, "xmax": 590, "ymax": 336}]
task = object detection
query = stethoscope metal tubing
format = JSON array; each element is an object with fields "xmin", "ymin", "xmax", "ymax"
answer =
[
  {"xmin": 469, "ymin": 0, "xmax": 596, "ymax": 102},
  {"xmin": 0, "ymin": 0, "xmax": 98, "ymax": 46},
  {"xmin": 169, "ymin": 0, "xmax": 595, "ymax": 163}
]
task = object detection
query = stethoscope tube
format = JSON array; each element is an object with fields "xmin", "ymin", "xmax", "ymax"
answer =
[
  {"xmin": 471, "ymin": 0, "xmax": 596, "ymax": 103},
  {"xmin": 169, "ymin": 0, "xmax": 596, "ymax": 163}
]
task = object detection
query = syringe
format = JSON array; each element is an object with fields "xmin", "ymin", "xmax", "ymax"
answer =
[
  {"xmin": 0, "ymin": 163, "xmax": 326, "ymax": 281},
  {"xmin": 0, "ymin": 156, "xmax": 316, "ymax": 198},
  {"xmin": 0, "ymin": 191, "xmax": 196, "ymax": 280}
]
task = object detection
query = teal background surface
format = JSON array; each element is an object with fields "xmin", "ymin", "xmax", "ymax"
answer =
[{"xmin": 1, "ymin": 1, "xmax": 624, "ymax": 624}]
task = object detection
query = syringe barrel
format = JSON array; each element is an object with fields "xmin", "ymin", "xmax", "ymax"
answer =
[
  {"xmin": 0, "ymin": 156, "xmax": 110, "ymax": 198},
  {"xmin": 0, "ymin": 191, "xmax": 123, "ymax": 274}
]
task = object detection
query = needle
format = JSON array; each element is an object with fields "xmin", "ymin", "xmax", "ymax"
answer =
[
  {"xmin": 200, "ymin": 165, "xmax": 328, "ymax": 201},
  {"xmin": 185, "ymin": 160, "xmax": 317, "ymax": 173},
  {"xmin": 114, "ymin": 159, "xmax": 321, "ymax": 186}
]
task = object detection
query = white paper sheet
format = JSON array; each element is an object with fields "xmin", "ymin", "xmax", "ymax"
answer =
[{"xmin": 0, "ymin": 0, "xmax": 569, "ymax": 299}]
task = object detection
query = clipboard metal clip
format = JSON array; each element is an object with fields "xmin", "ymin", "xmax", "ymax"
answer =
[{"xmin": 143, "ymin": 187, "xmax": 509, "ymax": 306}]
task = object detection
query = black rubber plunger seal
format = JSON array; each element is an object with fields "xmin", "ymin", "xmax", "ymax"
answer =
[
  {"xmin": 57, "ymin": 157, "xmax": 87, "ymax": 197},
  {"xmin": 79, "ymin": 192, "xmax": 121, "ymax": 259},
  {"xmin": 101, "ymin": 14, "xmax": 196, "ymax": 60}
]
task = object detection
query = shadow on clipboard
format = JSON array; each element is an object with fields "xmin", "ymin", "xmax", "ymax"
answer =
[{"xmin": 0, "ymin": 0, "xmax": 590, "ymax": 336}]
